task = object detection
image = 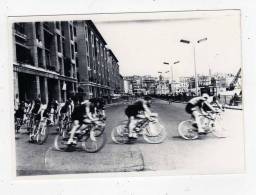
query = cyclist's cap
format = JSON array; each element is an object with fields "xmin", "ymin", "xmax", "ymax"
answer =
[{"xmin": 202, "ymin": 93, "xmax": 210, "ymax": 100}]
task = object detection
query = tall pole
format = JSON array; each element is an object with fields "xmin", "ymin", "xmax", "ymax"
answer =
[{"xmin": 193, "ymin": 44, "xmax": 199, "ymax": 96}]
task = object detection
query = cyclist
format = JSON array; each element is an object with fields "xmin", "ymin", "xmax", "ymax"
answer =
[
  {"xmin": 58, "ymin": 98, "xmax": 74, "ymax": 125},
  {"xmin": 14, "ymin": 101, "xmax": 26, "ymax": 130},
  {"xmin": 67, "ymin": 94, "xmax": 98, "ymax": 145},
  {"xmin": 89, "ymin": 97, "xmax": 106, "ymax": 120},
  {"xmin": 185, "ymin": 93, "xmax": 216, "ymax": 135},
  {"xmin": 29, "ymin": 97, "xmax": 44, "ymax": 137},
  {"xmin": 46, "ymin": 98, "xmax": 59, "ymax": 125},
  {"xmin": 124, "ymin": 96, "xmax": 154, "ymax": 138}
]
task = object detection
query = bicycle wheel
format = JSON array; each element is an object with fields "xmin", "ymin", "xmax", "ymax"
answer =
[
  {"xmin": 211, "ymin": 117, "xmax": 227, "ymax": 138},
  {"xmin": 58, "ymin": 119, "xmax": 64, "ymax": 135},
  {"xmin": 178, "ymin": 120, "xmax": 199, "ymax": 140},
  {"xmin": 143, "ymin": 122, "xmax": 167, "ymax": 144},
  {"xmin": 53, "ymin": 134, "xmax": 68, "ymax": 151},
  {"xmin": 94, "ymin": 123, "xmax": 105, "ymax": 137},
  {"xmin": 81, "ymin": 131, "xmax": 107, "ymax": 153},
  {"xmin": 36, "ymin": 122, "xmax": 48, "ymax": 144},
  {"xmin": 111, "ymin": 124, "xmax": 129, "ymax": 144}
]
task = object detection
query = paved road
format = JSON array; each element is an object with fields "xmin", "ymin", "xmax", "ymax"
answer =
[{"xmin": 15, "ymin": 99, "xmax": 245, "ymax": 176}]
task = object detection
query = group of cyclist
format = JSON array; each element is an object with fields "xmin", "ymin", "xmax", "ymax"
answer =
[
  {"xmin": 14, "ymin": 93, "xmax": 106, "ymax": 144},
  {"xmin": 14, "ymin": 91, "xmax": 224, "ymax": 144}
]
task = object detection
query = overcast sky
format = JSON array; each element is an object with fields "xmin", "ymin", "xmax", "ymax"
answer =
[{"xmin": 94, "ymin": 10, "xmax": 241, "ymax": 80}]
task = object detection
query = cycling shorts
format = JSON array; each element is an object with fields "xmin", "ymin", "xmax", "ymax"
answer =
[{"xmin": 185, "ymin": 103, "xmax": 197, "ymax": 114}]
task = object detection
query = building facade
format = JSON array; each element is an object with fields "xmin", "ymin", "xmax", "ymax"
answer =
[
  {"xmin": 13, "ymin": 21, "xmax": 78, "ymax": 104},
  {"xmin": 13, "ymin": 20, "xmax": 122, "ymax": 103}
]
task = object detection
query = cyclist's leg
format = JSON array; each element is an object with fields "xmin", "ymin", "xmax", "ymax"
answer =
[
  {"xmin": 67, "ymin": 120, "xmax": 80, "ymax": 144},
  {"xmin": 192, "ymin": 110, "xmax": 204, "ymax": 133},
  {"xmin": 128, "ymin": 116, "xmax": 137, "ymax": 138}
]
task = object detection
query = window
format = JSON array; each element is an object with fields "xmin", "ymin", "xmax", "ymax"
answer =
[
  {"xmin": 62, "ymin": 38, "xmax": 65, "ymax": 55},
  {"xmin": 57, "ymin": 35, "xmax": 61, "ymax": 52},
  {"xmin": 56, "ymin": 22, "xmax": 60, "ymax": 29},
  {"xmin": 61, "ymin": 22, "xmax": 65, "ymax": 36},
  {"xmin": 45, "ymin": 50, "xmax": 51, "ymax": 67},
  {"xmin": 14, "ymin": 23, "xmax": 26, "ymax": 35},
  {"xmin": 37, "ymin": 48, "xmax": 43, "ymax": 67},
  {"xmin": 74, "ymin": 42, "xmax": 78, "ymax": 52},
  {"xmin": 43, "ymin": 22, "xmax": 50, "ymax": 30},
  {"xmin": 74, "ymin": 26, "xmax": 77, "ymax": 37},
  {"xmin": 70, "ymin": 25, "xmax": 73, "ymax": 40},
  {"xmin": 71, "ymin": 44, "xmax": 74, "ymax": 59},
  {"xmin": 58, "ymin": 57, "xmax": 62, "ymax": 67},
  {"xmin": 35, "ymin": 22, "xmax": 41, "ymax": 41}
]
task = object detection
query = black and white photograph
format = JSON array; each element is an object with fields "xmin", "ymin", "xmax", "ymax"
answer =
[{"xmin": 11, "ymin": 10, "xmax": 244, "ymax": 177}]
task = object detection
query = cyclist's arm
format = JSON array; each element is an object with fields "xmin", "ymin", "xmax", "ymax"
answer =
[
  {"xmin": 142, "ymin": 104, "xmax": 152, "ymax": 118},
  {"xmin": 203, "ymin": 101, "xmax": 216, "ymax": 113}
]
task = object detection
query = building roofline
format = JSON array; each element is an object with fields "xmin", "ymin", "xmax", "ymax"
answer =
[
  {"xmin": 107, "ymin": 49, "xmax": 119, "ymax": 62},
  {"xmin": 86, "ymin": 20, "xmax": 107, "ymax": 45}
]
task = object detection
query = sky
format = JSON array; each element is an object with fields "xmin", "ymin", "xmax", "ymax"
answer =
[{"xmin": 94, "ymin": 10, "xmax": 241, "ymax": 80}]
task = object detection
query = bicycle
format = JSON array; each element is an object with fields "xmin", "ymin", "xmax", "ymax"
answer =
[
  {"xmin": 178, "ymin": 110, "xmax": 227, "ymax": 140},
  {"xmin": 15, "ymin": 117, "xmax": 23, "ymax": 134},
  {"xmin": 111, "ymin": 114, "xmax": 167, "ymax": 144},
  {"xmin": 29, "ymin": 115, "xmax": 49, "ymax": 144},
  {"xmin": 54, "ymin": 120, "xmax": 106, "ymax": 153}
]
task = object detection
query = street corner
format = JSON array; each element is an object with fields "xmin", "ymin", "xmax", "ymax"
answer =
[{"xmin": 44, "ymin": 145, "xmax": 144, "ymax": 174}]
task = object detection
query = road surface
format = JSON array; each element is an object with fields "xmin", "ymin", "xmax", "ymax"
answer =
[{"xmin": 15, "ymin": 99, "xmax": 245, "ymax": 176}]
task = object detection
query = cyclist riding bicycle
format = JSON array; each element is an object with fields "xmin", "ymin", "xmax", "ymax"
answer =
[
  {"xmin": 45, "ymin": 98, "xmax": 59, "ymax": 125},
  {"xmin": 59, "ymin": 98, "xmax": 74, "ymax": 122},
  {"xmin": 15, "ymin": 101, "xmax": 26, "ymax": 121},
  {"xmin": 185, "ymin": 93, "xmax": 217, "ymax": 135},
  {"xmin": 124, "ymin": 96, "xmax": 154, "ymax": 138},
  {"xmin": 67, "ymin": 94, "xmax": 98, "ymax": 145},
  {"xmin": 28, "ymin": 97, "xmax": 44, "ymax": 136},
  {"xmin": 89, "ymin": 97, "xmax": 106, "ymax": 120}
]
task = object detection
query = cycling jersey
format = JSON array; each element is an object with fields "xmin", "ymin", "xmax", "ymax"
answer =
[
  {"xmin": 31, "ymin": 99, "xmax": 41, "ymax": 114},
  {"xmin": 125, "ymin": 100, "xmax": 145, "ymax": 117},
  {"xmin": 71, "ymin": 101, "xmax": 91, "ymax": 123},
  {"xmin": 185, "ymin": 97, "xmax": 206, "ymax": 114},
  {"xmin": 15, "ymin": 102, "xmax": 26, "ymax": 118}
]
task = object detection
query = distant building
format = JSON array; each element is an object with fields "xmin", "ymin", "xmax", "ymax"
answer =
[{"xmin": 123, "ymin": 75, "xmax": 158, "ymax": 95}]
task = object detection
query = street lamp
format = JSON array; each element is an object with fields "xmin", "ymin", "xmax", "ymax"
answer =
[
  {"xmin": 180, "ymin": 37, "xmax": 207, "ymax": 96},
  {"xmin": 163, "ymin": 60, "xmax": 180, "ymax": 83}
]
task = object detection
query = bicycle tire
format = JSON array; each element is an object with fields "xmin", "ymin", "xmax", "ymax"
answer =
[
  {"xmin": 178, "ymin": 120, "xmax": 199, "ymax": 140},
  {"xmin": 143, "ymin": 122, "xmax": 167, "ymax": 144},
  {"xmin": 111, "ymin": 124, "xmax": 129, "ymax": 144},
  {"xmin": 36, "ymin": 123, "xmax": 48, "ymax": 144},
  {"xmin": 81, "ymin": 131, "xmax": 107, "ymax": 153},
  {"xmin": 53, "ymin": 134, "xmax": 68, "ymax": 151},
  {"xmin": 211, "ymin": 117, "xmax": 227, "ymax": 138}
]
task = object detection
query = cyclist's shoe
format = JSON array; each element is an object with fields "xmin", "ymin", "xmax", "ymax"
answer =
[
  {"xmin": 67, "ymin": 139, "xmax": 77, "ymax": 145},
  {"xmin": 128, "ymin": 132, "xmax": 138, "ymax": 138},
  {"xmin": 198, "ymin": 131, "xmax": 207, "ymax": 135},
  {"xmin": 192, "ymin": 123, "xmax": 198, "ymax": 128}
]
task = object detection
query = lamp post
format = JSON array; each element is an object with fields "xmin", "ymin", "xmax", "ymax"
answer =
[
  {"xmin": 180, "ymin": 37, "xmax": 207, "ymax": 96},
  {"xmin": 163, "ymin": 60, "xmax": 180, "ymax": 94}
]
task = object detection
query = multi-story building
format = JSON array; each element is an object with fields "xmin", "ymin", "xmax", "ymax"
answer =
[
  {"xmin": 123, "ymin": 75, "xmax": 157, "ymax": 95},
  {"xmin": 13, "ymin": 20, "xmax": 122, "ymax": 103},
  {"xmin": 13, "ymin": 21, "xmax": 78, "ymax": 104}
]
